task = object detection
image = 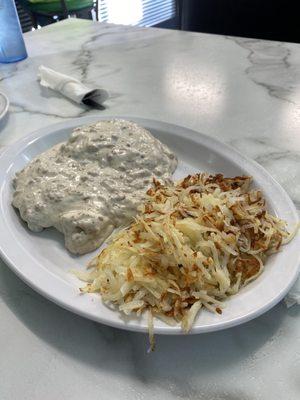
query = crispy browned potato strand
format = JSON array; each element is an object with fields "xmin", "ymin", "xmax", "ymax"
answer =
[{"xmin": 78, "ymin": 173, "xmax": 291, "ymax": 346}]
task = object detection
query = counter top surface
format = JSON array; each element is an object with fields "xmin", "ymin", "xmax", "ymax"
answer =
[{"xmin": 0, "ymin": 18, "xmax": 299, "ymax": 400}]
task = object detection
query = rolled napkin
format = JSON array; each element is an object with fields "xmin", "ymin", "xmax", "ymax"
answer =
[{"xmin": 38, "ymin": 65, "xmax": 108, "ymax": 108}]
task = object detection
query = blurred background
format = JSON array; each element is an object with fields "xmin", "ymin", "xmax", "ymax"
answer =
[{"xmin": 16, "ymin": 0, "xmax": 299, "ymax": 43}]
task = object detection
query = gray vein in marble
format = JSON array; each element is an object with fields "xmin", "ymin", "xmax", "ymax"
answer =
[
  {"xmin": 10, "ymin": 101, "xmax": 91, "ymax": 119},
  {"xmin": 0, "ymin": 62, "xmax": 23, "ymax": 82},
  {"xmin": 0, "ymin": 68, "xmax": 18, "ymax": 83},
  {"xmin": 229, "ymin": 137, "xmax": 300, "ymax": 209},
  {"xmin": 255, "ymin": 149, "xmax": 298, "ymax": 164},
  {"xmin": 71, "ymin": 25, "xmax": 167, "ymax": 83},
  {"xmin": 71, "ymin": 23, "xmax": 163, "ymax": 83},
  {"xmin": 0, "ymin": 59, "xmax": 32, "ymax": 83},
  {"xmin": 73, "ymin": 33, "xmax": 101, "ymax": 83},
  {"xmin": 74, "ymin": 47, "xmax": 92, "ymax": 83},
  {"xmin": 227, "ymin": 37, "xmax": 300, "ymax": 104},
  {"xmin": 229, "ymin": 136, "xmax": 300, "ymax": 164}
]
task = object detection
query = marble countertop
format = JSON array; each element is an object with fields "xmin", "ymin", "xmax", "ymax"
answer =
[{"xmin": 0, "ymin": 18, "xmax": 300, "ymax": 400}]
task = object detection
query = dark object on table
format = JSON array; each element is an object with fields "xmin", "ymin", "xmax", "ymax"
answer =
[
  {"xmin": 17, "ymin": 0, "xmax": 97, "ymax": 28},
  {"xmin": 15, "ymin": 0, "xmax": 33, "ymax": 32},
  {"xmin": 82, "ymin": 90, "xmax": 106, "ymax": 110},
  {"xmin": 180, "ymin": 0, "xmax": 300, "ymax": 44}
]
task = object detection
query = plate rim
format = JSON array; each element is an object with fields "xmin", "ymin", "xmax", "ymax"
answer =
[
  {"xmin": 0, "ymin": 115, "xmax": 299, "ymax": 335},
  {"xmin": 0, "ymin": 92, "xmax": 9, "ymax": 121}
]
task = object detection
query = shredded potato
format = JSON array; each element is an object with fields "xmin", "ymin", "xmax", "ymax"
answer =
[{"xmin": 79, "ymin": 173, "xmax": 292, "ymax": 337}]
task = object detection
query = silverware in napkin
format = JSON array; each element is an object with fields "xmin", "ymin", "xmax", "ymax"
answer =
[{"xmin": 38, "ymin": 65, "xmax": 108, "ymax": 109}]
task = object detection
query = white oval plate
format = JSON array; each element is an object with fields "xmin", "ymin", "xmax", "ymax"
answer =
[
  {"xmin": 0, "ymin": 116, "xmax": 299, "ymax": 335},
  {"xmin": 0, "ymin": 92, "xmax": 9, "ymax": 121}
]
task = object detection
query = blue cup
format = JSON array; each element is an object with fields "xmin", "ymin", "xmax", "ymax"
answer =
[{"xmin": 0, "ymin": 0, "xmax": 28, "ymax": 63}]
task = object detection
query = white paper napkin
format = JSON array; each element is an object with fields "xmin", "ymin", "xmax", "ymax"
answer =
[
  {"xmin": 284, "ymin": 277, "xmax": 300, "ymax": 307},
  {"xmin": 38, "ymin": 65, "xmax": 108, "ymax": 107}
]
